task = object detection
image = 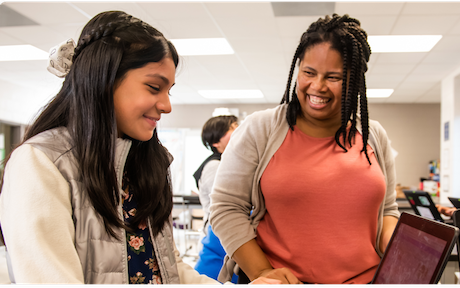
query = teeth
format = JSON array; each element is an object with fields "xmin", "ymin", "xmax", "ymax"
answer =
[{"xmin": 309, "ymin": 95, "xmax": 328, "ymax": 104}]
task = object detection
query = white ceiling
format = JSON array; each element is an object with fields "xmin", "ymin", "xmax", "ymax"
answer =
[{"xmin": 1, "ymin": 1, "xmax": 460, "ymax": 108}]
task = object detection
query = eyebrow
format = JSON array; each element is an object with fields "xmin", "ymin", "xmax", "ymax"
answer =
[
  {"xmin": 302, "ymin": 66, "xmax": 343, "ymax": 75},
  {"xmin": 146, "ymin": 73, "xmax": 171, "ymax": 86}
]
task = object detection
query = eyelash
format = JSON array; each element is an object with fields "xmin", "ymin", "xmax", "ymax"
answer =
[{"xmin": 147, "ymin": 84, "xmax": 173, "ymax": 97}]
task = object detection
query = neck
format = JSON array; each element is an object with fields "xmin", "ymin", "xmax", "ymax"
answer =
[{"xmin": 296, "ymin": 114, "xmax": 344, "ymax": 138}]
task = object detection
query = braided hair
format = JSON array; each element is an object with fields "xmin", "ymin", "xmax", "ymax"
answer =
[
  {"xmin": 281, "ymin": 14, "xmax": 372, "ymax": 164},
  {"xmin": 13, "ymin": 11, "xmax": 179, "ymax": 238}
]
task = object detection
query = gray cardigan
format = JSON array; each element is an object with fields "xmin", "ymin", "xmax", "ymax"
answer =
[{"xmin": 209, "ymin": 104, "xmax": 400, "ymax": 282}]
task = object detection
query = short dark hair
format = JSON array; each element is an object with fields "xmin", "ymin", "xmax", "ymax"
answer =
[
  {"xmin": 281, "ymin": 14, "xmax": 372, "ymax": 165},
  {"xmin": 201, "ymin": 115, "xmax": 238, "ymax": 153}
]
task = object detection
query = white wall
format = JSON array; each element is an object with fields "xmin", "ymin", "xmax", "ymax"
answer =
[{"xmin": 440, "ymin": 65, "xmax": 460, "ymax": 203}]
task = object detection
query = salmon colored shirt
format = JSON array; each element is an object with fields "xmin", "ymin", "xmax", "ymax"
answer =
[{"xmin": 257, "ymin": 126, "xmax": 386, "ymax": 284}]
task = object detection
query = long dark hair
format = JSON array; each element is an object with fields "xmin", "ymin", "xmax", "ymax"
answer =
[
  {"xmin": 281, "ymin": 14, "xmax": 372, "ymax": 164},
  {"xmin": 1, "ymin": 11, "xmax": 179, "ymax": 238}
]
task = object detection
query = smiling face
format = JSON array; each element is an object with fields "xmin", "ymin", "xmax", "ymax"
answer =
[
  {"xmin": 113, "ymin": 57, "xmax": 175, "ymax": 141},
  {"xmin": 296, "ymin": 42, "xmax": 344, "ymax": 126}
]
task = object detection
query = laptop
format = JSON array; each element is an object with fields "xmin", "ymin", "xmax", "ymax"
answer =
[
  {"xmin": 371, "ymin": 212, "xmax": 459, "ymax": 284},
  {"xmin": 449, "ymin": 197, "xmax": 460, "ymax": 209},
  {"xmin": 403, "ymin": 190, "xmax": 446, "ymax": 223}
]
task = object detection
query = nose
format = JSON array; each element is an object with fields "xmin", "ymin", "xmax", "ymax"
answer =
[
  {"xmin": 311, "ymin": 77, "xmax": 327, "ymax": 92},
  {"xmin": 157, "ymin": 92, "xmax": 172, "ymax": 114}
]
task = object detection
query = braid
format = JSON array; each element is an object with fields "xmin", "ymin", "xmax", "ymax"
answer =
[
  {"xmin": 335, "ymin": 41, "xmax": 348, "ymax": 152},
  {"xmin": 282, "ymin": 13, "xmax": 372, "ymax": 165},
  {"xmin": 281, "ymin": 43, "xmax": 304, "ymax": 105},
  {"xmin": 73, "ymin": 21, "xmax": 133, "ymax": 62},
  {"xmin": 360, "ymin": 75, "xmax": 371, "ymax": 165}
]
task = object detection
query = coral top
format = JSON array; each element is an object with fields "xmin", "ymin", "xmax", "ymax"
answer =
[{"xmin": 257, "ymin": 126, "xmax": 386, "ymax": 284}]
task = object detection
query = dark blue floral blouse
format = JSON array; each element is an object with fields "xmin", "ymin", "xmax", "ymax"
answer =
[{"xmin": 122, "ymin": 173, "xmax": 162, "ymax": 284}]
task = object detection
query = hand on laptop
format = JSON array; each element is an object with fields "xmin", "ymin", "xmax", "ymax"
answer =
[{"xmin": 436, "ymin": 204, "xmax": 456, "ymax": 217}]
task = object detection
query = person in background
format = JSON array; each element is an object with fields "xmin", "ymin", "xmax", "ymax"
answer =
[
  {"xmin": 0, "ymin": 11, "xmax": 278, "ymax": 285},
  {"xmin": 210, "ymin": 14, "xmax": 400, "ymax": 284},
  {"xmin": 193, "ymin": 115, "xmax": 239, "ymax": 283}
]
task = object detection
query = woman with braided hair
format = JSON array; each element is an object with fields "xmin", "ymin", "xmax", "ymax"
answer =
[
  {"xmin": 210, "ymin": 14, "xmax": 399, "ymax": 284},
  {"xmin": 0, "ymin": 11, "xmax": 278, "ymax": 285}
]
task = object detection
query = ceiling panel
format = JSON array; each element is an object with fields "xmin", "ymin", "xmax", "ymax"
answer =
[
  {"xmin": 0, "ymin": 30, "xmax": 22, "ymax": 45},
  {"xmin": 5, "ymin": 2, "xmax": 88, "ymax": 24},
  {"xmin": 205, "ymin": 2, "xmax": 274, "ymax": 20},
  {"xmin": 1, "ymin": 0, "xmax": 460, "ymax": 117},
  {"xmin": 391, "ymin": 15, "xmax": 460, "ymax": 35},
  {"xmin": 354, "ymin": 15, "xmax": 398, "ymax": 35},
  {"xmin": 371, "ymin": 64, "xmax": 415, "ymax": 75},
  {"xmin": 335, "ymin": 2, "xmax": 405, "ymax": 15},
  {"xmin": 157, "ymin": 19, "xmax": 222, "ymax": 39},
  {"xmin": 374, "ymin": 53, "xmax": 427, "ymax": 65},
  {"xmin": 401, "ymin": 2, "xmax": 460, "ymax": 15}
]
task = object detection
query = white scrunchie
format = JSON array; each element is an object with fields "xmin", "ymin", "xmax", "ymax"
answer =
[{"xmin": 47, "ymin": 38, "xmax": 76, "ymax": 78}]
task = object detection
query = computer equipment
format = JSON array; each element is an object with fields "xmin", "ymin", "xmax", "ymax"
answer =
[
  {"xmin": 403, "ymin": 190, "xmax": 445, "ymax": 223},
  {"xmin": 371, "ymin": 212, "xmax": 459, "ymax": 284},
  {"xmin": 448, "ymin": 197, "xmax": 460, "ymax": 209}
]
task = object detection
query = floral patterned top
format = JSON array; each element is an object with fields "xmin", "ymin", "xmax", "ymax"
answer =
[{"xmin": 122, "ymin": 173, "xmax": 162, "ymax": 284}]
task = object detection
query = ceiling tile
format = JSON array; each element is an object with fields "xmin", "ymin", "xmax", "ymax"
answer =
[
  {"xmin": 431, "ymin": 35, "xmax": 460, "ymax": 51},
  {"xmin": 371, "ymin": 64, "xmax": 416, "ymax": 75},
  {"xmin": 356, "ymin": 15, "xmax": 398, "ymax": 35},
  {"xmin": 157, "ymin": 19, "xmax": 222, "ymax": 39},
  {"xmin": 411, "ymin": 64, "xmax": 454, "ymax": 77},
  {"xmin": 5, "ymin": 2, "xmax": 89, "ymax": 25},
  {"xmin": 213, "ymin": 17, "xmax": 279, "ymax": 39},
  {"xmin": 139, "ymin": 2, "xmax": 210, "ymax": 20},
  {"xmin": 205, "ymin": 2, "xmax": 274, "ymax": 20},
  {"xmin": 1, "ymin": 25, "xmax": 66, "ymax": 47},
  {"xmin": 374, "ymin": 53, "xmax": 427, "ymax": 65},
  {"xmin": 335, "ymin": 2, "xmax": 404, "ymax": 15},
  {"xmin": 423, "ymin": 51, "xmax": 460, "ymax": 65},
  {"xmin": 366, "ymin": 74, "xmax": 405, "ymax": 89},
  {"xmin": 0, "ymin": 30, "xmax": 23, "ymax": 45},
  {"xmin": 275, "ymin": 16, "xmax": 318, "ymax": 38},
  {"xmin": 402, "ymin": 2, "xmax": 460, "ymax": 15},
  {"xmin": 415, "ymin": 83, "xmax": 441, "ymax": 103},
  {"xmin": 391, "ymin": 15, "xmax": 460, "ymax": 35}
]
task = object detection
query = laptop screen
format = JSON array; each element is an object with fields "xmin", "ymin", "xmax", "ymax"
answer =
[
  {"xmin": 372, "ymin": 212, "xmax": 458, "ymax": 284},
  {"xmin": 373, "ymin": 223, "xmax": 446, "ymax": 284}
]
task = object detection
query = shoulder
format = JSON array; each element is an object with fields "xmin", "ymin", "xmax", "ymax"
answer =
[
  {"xmin": 243, "ymin": 104, "xmax": 287, "ymax": 126},
  {"xmin": 24, "ymin": 127, "xmax": 74, "ymax": 163}
]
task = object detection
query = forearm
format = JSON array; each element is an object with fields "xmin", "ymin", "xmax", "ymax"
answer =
[
  {"xmin": 232, "ymin": 239, "xmax": 273, "ymax": 281},
  {"xmin": 379, "ymin": 215, "xmax": 399, "ymax": 253}
]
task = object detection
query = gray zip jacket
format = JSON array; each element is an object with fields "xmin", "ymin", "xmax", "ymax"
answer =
[
  {"xmin": 210, "ymin": 104, "xmax": 400, "ymax": 282},
  {"xmin": 0, "ymin": 127, "xmax": 218, "ymax": 284}
]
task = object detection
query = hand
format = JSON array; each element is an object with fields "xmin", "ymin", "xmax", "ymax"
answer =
[
  {"xmin": 257, "ymin": 267, "xmax": 303, "ymax": 284},
  {"xmin": 250, "ymin": 276, "xmax": 282, "ymax": 284},
  {"xmin": 436, "ymin": 204, "xmax": 456, "ymax": 217}
]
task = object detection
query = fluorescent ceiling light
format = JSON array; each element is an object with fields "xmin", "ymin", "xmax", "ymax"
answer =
[
  {"xmin": 170, "ymin": 38, "xmax": 234, "ymax": 56},
  {"xmin": 0, "ymin": 45, "xmax": 48, "ymax": 61},
  {"xmin": 368, "ymin": 35, "xmax": 442, "ymax": 53},
  {"xmin": 367, "ymin": 89, "xmax": 394, "ymax": 98},
  {"xmin": 199, "ymin": 89, "xmax": 264, "ymax": 99}
]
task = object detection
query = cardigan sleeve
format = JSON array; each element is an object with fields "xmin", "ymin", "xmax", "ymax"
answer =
[
  {"xmin": 210, "ymin": 108, "xmax": 275, "ymax": 258},
  {"xmin": 371, "ymin": 120, "xmax": 400, "ymax": 219},
  {"xmin": 0, "ymin": 144, "xmax": 84, "ymax": 284}
]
